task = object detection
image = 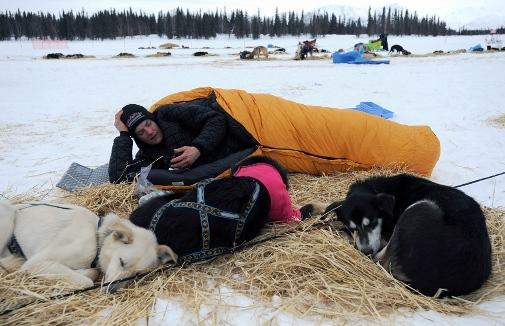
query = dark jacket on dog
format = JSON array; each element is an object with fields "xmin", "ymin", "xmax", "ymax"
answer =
[
  {"xmin": 332, "ymin": 173, "xmax": 492, "ymax": 297},
  {"xmin": 109, "ymin": 96, "xmax": 256, "ymax": 183},
  {"xmin": 129, "ymin": 176, "xmax": 269, "ymax": 262}
]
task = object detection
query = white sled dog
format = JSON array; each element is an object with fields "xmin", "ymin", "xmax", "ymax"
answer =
[{"xmin": 0, "ymin": 200, "xmax": 177, "ymax": 289}]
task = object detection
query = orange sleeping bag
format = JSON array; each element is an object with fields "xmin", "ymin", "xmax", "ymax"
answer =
[{"xmin": 150, "ymin": 87, "xmax": 440, "ymax": 176}]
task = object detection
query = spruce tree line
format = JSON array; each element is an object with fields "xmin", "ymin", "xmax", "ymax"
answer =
[
  {"xmin": 0, "ymin": 6, "xmax": 493, "ymax": 41},
  {"xmin": 366, "ymin": 7, "xmax": 449, "ymax": 36}
]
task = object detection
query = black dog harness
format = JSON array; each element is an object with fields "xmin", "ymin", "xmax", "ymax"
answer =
[
  {"xmin": 148, "ymin": 178, "xmax": 261, "ymax": 263},
  {"xmin": 90, "ymin": 216, "xmax": 103, "ymax": 269},
  {"xmin": 7, "ymin": 235, "xmax": 25, "ymax": 258}
]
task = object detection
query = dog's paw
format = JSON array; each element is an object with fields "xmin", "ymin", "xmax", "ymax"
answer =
[
  {"xmin": 311, "ymin": 202, "xmax": 327, "ymax": 215},
  {"xmin": 67, "ymin": 275, "xmax": 94, "ymax": 289},
  {"xmin": 300, "ymin": 202, "xmax": 327, "ymax": 220},
  {"xmin": 76, "ymin": 268, "xmax": 99, "ymax": 281},
  {"xmin": 0, "ymin": 256, "xmax": 25, "ymax": 274}
]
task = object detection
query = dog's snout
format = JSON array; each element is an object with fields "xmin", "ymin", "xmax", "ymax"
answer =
[
  {"xmin": 102, "ymin": 279, "xmax": 132, "ymax": 294},
  {"xmin": 361, "ymin": 247, "xmax": 375, "ymax": 256}
]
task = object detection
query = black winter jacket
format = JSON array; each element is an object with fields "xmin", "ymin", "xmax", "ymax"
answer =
[{"xmin": 108, "ymin": 96, "xmax": 255, "ymax": 183}]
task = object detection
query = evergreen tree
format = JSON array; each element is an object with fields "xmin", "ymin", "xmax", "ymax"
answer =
[
  {"xmin": 273, "ymin": 8, "xmax": 281, "ymax": 37},
  {"xmin": 403, "ymin": 9, "xmax": 410, "ymax": 35},
  {"xmin": 329, "ymin": 13, "xmax": 337, "ymax": 34},
  {"xmin": 251, "ymin": 9, "xmax": 260, "ymax": 39},
  {"xmin": 380, "ymin": 7, "xmax": 386, "ymax": 34},
  {"xmin": 386, "ymin": 7, "xmax": 391, "ymax": 34},
  {"xmin": 366, "ymin": 7, "xmax": 373, "ymax": 35},
  {"xmin": 356, "ymin": 17, "xmax": 362, "ymax": 36},
  {"xmin": 166, "ymin": 12, "xmax": 173, "ymax": 38}
]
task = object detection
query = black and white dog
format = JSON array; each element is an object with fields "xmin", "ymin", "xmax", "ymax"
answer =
[
  {"xmin": 389, "ymin": 44, "xmax": 411, "ymax": 55},
  {"xmin": 129, "ymin": 156, "xmax": 321, "ymax": 263},
  {"xmin": 325, "ymin": 173, "xmax": 492, "ymax": 297}
]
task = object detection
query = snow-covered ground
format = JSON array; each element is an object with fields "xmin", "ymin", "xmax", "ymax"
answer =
[{"xmin": 1, "ymin": 34, "xmax": 504, "ymax": 324}]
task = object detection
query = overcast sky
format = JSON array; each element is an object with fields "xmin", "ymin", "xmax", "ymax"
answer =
[{"xmin": 1, "ymin": 0, "xmax": 503, "ymax": 17}]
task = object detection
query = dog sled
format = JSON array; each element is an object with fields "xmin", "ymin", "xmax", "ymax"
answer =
[{"xmin": 365, "ymin": 40, "xmax": 382, "ymax": 51}]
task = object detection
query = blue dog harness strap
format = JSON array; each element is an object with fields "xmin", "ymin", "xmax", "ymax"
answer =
[
  {"xmin": 233, "ymin": 183, "xmax": 260, "ymax": 247},
  {"xmin": 148, "ymin": 199, "xmax": 179, "ymax": 232},
  {"xmin": 170, "ymin": 202, "xmax": 241, "ymax": 220},
  {"xmin": 180, "ymin": 247, "xmax": 230, "ymax": 263},
  {"xmin": 197, "ymin": 179, "xmax": 211, "ymax": 250}
]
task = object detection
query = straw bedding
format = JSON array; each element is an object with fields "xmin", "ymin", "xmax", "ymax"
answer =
[
  {"xmin": 1, "ymin": 170, "xmax": 504, "ymax": 324},
  {"xmin": 488, "ymin": 114, "xmax": 505, "ymax": 129}
]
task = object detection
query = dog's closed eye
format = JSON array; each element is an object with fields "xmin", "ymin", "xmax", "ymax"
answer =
[{"xmin": 119, "ymin": 258, "xmax": 126, "ymax": 268}]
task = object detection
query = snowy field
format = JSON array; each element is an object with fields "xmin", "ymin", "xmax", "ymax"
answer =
[{"xmin": 1, "ymin": 34, "xmax": 505, "ymax": 324}]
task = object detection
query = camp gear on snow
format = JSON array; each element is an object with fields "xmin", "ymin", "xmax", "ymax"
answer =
[
  {"xmin": 365, "ymin": 40, "xmax": 382, "ymax": 51},
  {"xmin": 469, "ymin": 44, "xmax": 484, "ymax": 52},
  {"xmin": 353, "ymin": 102, "xmax": 394, "ymax": 119},
  {"xmin": 332, "ymin": 50, "xmax": 390, "ymax": 64},
  {"xmin": 56, "ymin": 163, "xmax": 110, "ymax": 192}
]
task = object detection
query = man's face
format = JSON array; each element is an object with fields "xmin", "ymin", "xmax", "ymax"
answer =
[{"xmin": 134, "ymin": 119, "xmax": 163, "ymax": 145}]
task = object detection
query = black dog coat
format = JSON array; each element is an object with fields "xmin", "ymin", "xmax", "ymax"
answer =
[{"xmin": 130, "ymin": 177, "xmax": 270, "ymax": 263}]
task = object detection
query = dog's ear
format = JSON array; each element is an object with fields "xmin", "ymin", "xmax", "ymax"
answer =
[
  {"xmin": 376, "ymin": 193, "xmax": 395, "ymax": 216},
  {"xmin": 110, "ymin": 221, "xmax": 134, "ymax": 244},
  {"xmin": 157, "ymin": 245, "xmax": 178, "ymax": 264}
]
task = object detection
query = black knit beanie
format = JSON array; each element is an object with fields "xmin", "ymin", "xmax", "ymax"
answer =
[{"xmin": 120, "ymin": 104, "xmax": 155, "ymax": 135}]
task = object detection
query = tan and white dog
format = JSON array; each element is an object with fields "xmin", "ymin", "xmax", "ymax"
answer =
[
  {"xmin": 0, "ymin": 200, "xmax": 177, "ymax": 289},
  {"xmin": 249, "ymin": 46, "xmax": 269, "ymax": 59}
]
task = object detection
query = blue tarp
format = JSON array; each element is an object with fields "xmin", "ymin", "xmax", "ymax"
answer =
[
  {"xmin": 332, "ymin": 49, "xmax": 390, "ymax": 65},
  {"xmin": 332, "ymin": 50, "xmax": 361, "ymax": 63},
  {"xmin": 469, "ymin": 44, "xmax": 484, "ymax": 51}
]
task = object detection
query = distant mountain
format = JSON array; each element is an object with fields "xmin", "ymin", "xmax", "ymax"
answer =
[
  {"xmin": 309, "ymin": 4, "xmax": 505, "ymax": 30},
  {"xmin": 306, "ymin": 4, "xmax": 407, "ymax": 22},
  {"xmin": 444, "ymin": 7, "xmax": 505, "ymax": 29},
  {"xmin": 306, "ymin": 5, "xmax": 366, "ymax": 21}
]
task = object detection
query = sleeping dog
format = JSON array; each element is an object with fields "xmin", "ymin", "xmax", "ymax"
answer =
[
  {"xmin": 325, "ymin": 173, "xmax": 492, "ymax": 297},
  {"xmin": 129, "ymin": 156, "xmax": 324, "ymax": 262},
  {"xmin": 0, "ymin": 201, "xmax": 176, "ymax": 289}
]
